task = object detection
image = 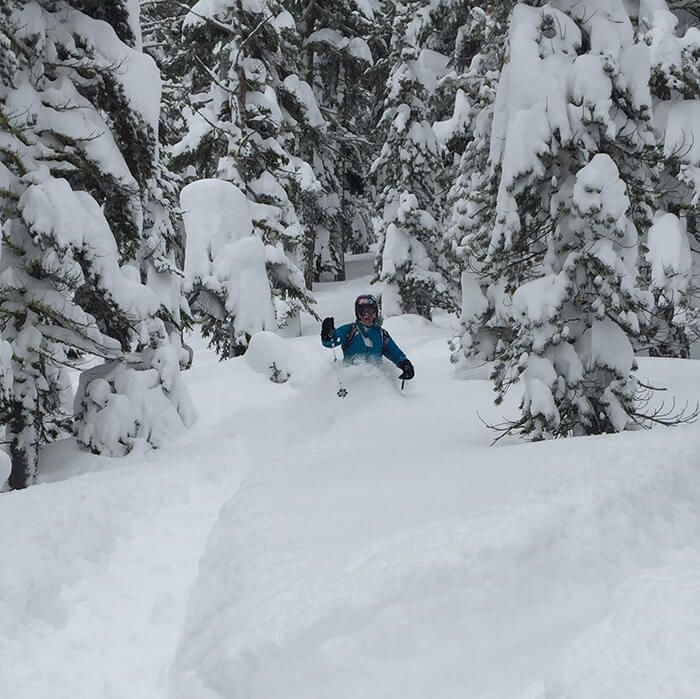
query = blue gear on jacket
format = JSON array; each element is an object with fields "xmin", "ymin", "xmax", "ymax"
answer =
[{"xmin": 322, "ymin": 321, "xmax": 407, "ymax": 367}]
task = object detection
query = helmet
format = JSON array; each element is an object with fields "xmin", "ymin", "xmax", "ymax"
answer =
[{"xmin": 355, "ymin": 294, "xmax": 378, "ymax": 320}]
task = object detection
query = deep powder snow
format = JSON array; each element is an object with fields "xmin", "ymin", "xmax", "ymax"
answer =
[{"xmin": 2, "ymin": 255, "xmax": 700, "ymax": 699}]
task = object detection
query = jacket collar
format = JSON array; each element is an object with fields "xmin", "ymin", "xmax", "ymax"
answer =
[{"xmin": 355, "ymin": 315, "xmax": 382, "ymax": 330}]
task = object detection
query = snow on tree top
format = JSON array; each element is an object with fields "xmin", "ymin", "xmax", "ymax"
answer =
[
  {"xmin": 434, "ymin": 89, "xmax": 471, "ymax": 146},
  {"xmin": 415, "ymin": 49, "xmax": 451, "ymax": 93},
  {"xmin": 347, "ymin": 38, "xmax": 373, "ymax": 65},
  {"xmin": 18, "ymin": 170, "xmax": 160, "ymax": 320},
  {"xmin": 646, "ymin": 213, "xmax": 692, "ymax": 297},
  {"xmin": 513, "ymin": 273, "xmax": 570, "ymax": 326},
  {"xmin": 185, "ymin": 0, "xmax": 270, "ymax": 27},
  {"xmin": 126, "ymin": 0, "xmax": 142, "ymax": 50},
  {"xmin": 283, "ymin": 76, "xmax": 326, "ymax": 129},
  {"xmin": 352, "ymin": 0, "xmax": 377, "ymax": 21},
  {"xmin": 181, "ymin": 179, "xmax": 254, "ymax": 284},
  {"xmin": 247, "ymin": 87, "xmax": 283, "ymax": 129},
  {"xmin": 573, "ymin": 154, "xmax": 630, "ymax": 224},
  {"xmin": 562, "ymin": 0, "xmax": 634, "ymax": 56},
  {"xmin": 490, "ymin": 5, "xmax": 579, "ymax": 173},
  {"xmin": 307, "ymin": 28, "xmax": 347, "ymax": 48},
  {"xmin": 577, "ymin": 319, "xmax": 635, "ymax": 376},
  {"xmin": 5, "ymin": 79, "xmax": 137, "ymax": 192},
  {"xmin": 272, "ymin": 10, "xmax": 295, "ymax": 31},
  {"xmin": 68, "ymin": 8, "xmax": 161, "ymax": 133}
]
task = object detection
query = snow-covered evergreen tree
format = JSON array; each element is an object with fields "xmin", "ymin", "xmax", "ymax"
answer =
[
  {"xmin": 74, "ymin": 340, "xmax": 196, "ymax": 457},
  {"xmin": 139, "ymin": 0, "xmax": 194, "ymax": 340},
  {"xmin": 443, "ymin": 3, "xmax": 511, "ymax": 365},
  {"xmin": 372, "ymin": 1, "xmax": 456, "ymax": 318},
  {"xmin": 180, "ymin": 178, "xmax": 279, "ymax": 357},
  {"xmin": 500, "ymin": 154, "xmax": 653, "ymax": 437},
  {"xmin": 0, "ymin": 0, "xmax": 191, "ymax": 488},
  {"xmin": 172, "ymin": 0, "xmax": 317, "ymax": 357},
  {"xmin": 293, "ymin": 0, "xmax": 380, "ymax": 281},
  {"xmin": 140, "ymin": 0, "xmax": 196, "ymax": 150},
  {"xmin": 638, "ymin": 2, "xmax": 700, "ymax": 356},
  {"xmin": 450, "ymin": 0, "xmax": 699, "ymax": 437}
]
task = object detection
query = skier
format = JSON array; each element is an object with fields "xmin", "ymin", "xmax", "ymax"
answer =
[{"xmin": 320, "ymin": 294, "xmax": 415, "ymax": 381}]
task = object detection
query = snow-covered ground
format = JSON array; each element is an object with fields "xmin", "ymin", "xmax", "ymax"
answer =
[{"xmin": 3, "ymin": 254, "xmax": 700, "ymax": 699}]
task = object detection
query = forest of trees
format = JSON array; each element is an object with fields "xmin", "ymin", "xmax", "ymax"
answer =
[{"xmin": 1, "ymin": 0, "xmax": 699, "ymax": 487}]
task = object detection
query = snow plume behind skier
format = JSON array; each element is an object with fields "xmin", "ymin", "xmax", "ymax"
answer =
[{"xmin": 321, "ymin": 295, "xmax": 414, "ymax": 381}]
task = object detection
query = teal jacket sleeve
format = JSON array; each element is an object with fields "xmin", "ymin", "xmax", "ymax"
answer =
[
  {"xmin": 382, "ymin": 332, "xmax": 407, "ymax": 367},
  {"xmin": 322, "ymin": 323, "xmax": 352, "ymax": 349}
]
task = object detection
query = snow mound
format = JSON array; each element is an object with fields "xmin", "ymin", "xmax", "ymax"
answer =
[
  {"xmin": 246, "ymin": 331, "xmax": 304, "ymax": 383},
  {"xmin": 169, "ymin": 362, "xmax": 700, "ymax": 699},
  {"xmin": 548, "ymin": 553, "xmax": 700, "ymax": 698}
]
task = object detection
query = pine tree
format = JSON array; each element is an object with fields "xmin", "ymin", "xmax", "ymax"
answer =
[
  {"xmin": 298, "ymin": 0, "xmax": 394, "ymax": 280},
  {"xmin": 172, "ymin": 0, "xmax": 318, "ymax": 357},
  {"xmin": 140, "ymin": 0, "xmax": 196, "ymax": 150},
  {"xmin": 0, "ymin": 0, "xmax": 190, "ymax": 487},
  {"xmin": 372, "ymin": 1, "xmax": 456, "ymax": 318},
  {"xmin": 443, "ymin": 4, "xmax": 511, "ymax": 366},
  {"xmin": 453, "ymin": 1, "xmax": 691, "ymax": 438},
  {"xmin": 140, "ymin": 0, "xmax": 194, "ymax": 343},
  {"xmin": 291, "ymin": 1, "xmax": 372, "ymax": 288},
  {"xmin": 637, "ymin": 2, "xmax": 700, "ymax": 357},
  {"xmin": 496, "ymin": 154, "xmax": 653, "ymax": 438}
]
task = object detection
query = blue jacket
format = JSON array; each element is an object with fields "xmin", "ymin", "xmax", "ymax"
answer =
[{"xmin": 322, "ymin": 321, "xmax": 407, "ymax": 367}]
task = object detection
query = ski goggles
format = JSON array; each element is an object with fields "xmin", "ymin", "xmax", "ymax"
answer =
[{"xmin": 355, "ymin": 295, "xmax": 378, "ymax": 317}]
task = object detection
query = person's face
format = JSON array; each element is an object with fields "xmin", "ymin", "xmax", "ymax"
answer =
[{"xmin": 358, "ymin": 306, "xmax": 377, "ymax": 325}]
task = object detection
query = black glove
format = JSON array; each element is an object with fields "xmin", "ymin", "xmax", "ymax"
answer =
[
  {"xmin": 399, "ymin": 358, "xmax": 414, "ymax": 380},
  {"xmin": 321, "ymin": 317, "xmax": 335, "ymax": 342}
]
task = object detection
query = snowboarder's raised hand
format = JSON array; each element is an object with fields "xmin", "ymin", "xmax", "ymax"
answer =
[
  {"xmin": 321, "ymin": 317, "xmax": 336, "ymax": 342},
  {"xmin": 399, "ymin": 359, "xmax": 414, "ymax": 380}
]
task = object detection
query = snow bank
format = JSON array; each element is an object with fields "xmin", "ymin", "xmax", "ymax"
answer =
[
  {"xmin": 169, "ymin": 401, "xmax": 700, "ymax": 699},
  {"xmin": 549, "ymin": 552, "xmax": 700, "ymax": 698},
  {"xmin": 5, "ymin": 266, "xmax": 700, "ymax": 699},
  {"xmin": 245, "ymin": 330, "xmax": 308, "ymax": 384},
  {"xmin": 0, "ymin": 429, "xmax": 242, "ymax": 699}
]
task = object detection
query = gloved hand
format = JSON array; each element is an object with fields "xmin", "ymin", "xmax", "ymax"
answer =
[
  {"xmin": 398, "ymin": 358, "xmax": 414, "ymax": 380},
  {"xmin": 321, "ymin": 317, "xmax": 335, "ymax": 342}
]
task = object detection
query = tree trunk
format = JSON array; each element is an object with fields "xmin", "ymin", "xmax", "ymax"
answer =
[
  {"xmin": 7, "ymin": 401, "xmax": 39, "ymax": 490},
  {"xmin": 303, "ymin": 227, "xmax": 316, "ymax": 290}
]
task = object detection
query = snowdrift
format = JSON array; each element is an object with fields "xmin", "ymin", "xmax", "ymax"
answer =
[{"xmin": 169, "ymin": 357, "xmax": 700, "ymax": 699}]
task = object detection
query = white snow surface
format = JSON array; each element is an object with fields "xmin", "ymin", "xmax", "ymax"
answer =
[{"xmin": 3, "ymin": 256, "xmax": 700, "ymax": 698}]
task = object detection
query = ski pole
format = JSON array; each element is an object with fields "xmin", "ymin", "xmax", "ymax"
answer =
[{"xmin": 333, "ymin": 347, "xmax": 348, "ymax": 397}]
